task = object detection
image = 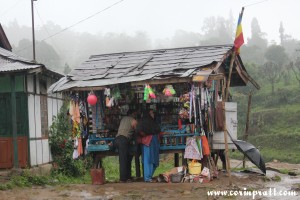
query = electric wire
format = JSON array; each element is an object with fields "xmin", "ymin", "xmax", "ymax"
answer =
[
  {"xmin": 15, "ymin": 0, "xmax": 124, "ymax": 54},
  {"xmin": 243, "ymin": 0, "xmax": 268, "ymax": 8},
  {"xmin": 33, "ymin": 4, "xmax": 63, "ymax": 56}
]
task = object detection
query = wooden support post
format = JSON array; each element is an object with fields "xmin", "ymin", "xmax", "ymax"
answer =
[
  {"xmin": 222, "ymin": 101, "xmax": 232, "ymax": 185},
  {"xmin": 174, "ymin": 153, "xmax": 179, "ymax": 167},
  {"xmin": 223, "ymin": 51, "xmax": 235, "ymax": 186},
  {"xmin": 182, "ymin": 151, "xmax": 187, "ymax": 166},
  {"xmin": 225, "ymin": 51, "xmax": 236, "ymax": 101},
  {"xmin": 243, "ymin": 91, "xmax": 252, "ymax": 168}
]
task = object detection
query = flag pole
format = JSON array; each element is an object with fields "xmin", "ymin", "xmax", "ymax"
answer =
[
  {"xmin": 223, "ymin": 7, "xmax": 245, "ymax": 186},
  {"xmin": 225, "ymin": 7, "xmax": 244, "ymax": 101}
]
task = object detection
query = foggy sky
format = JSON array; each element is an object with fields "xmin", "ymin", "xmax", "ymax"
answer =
[{"xmin": 0, "ymin": 0, "xmax": 299, "ymax": 44}]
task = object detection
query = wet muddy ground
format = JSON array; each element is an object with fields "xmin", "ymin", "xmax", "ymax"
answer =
[{"xmin": 0, "ymin": 160, "xmax": 299, "ymax": 200}]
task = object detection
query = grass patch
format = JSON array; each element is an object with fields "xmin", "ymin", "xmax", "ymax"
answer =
[{"xmin": 272, "ymin": 175, "xmax": 281, "ymax": 182}]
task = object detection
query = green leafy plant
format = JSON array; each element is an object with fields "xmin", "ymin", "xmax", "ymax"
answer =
[{"xmin": 49, "ymin": 100, "xmax": 92, "ymax": 177}]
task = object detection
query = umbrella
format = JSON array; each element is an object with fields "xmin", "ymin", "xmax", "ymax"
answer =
[{"xmin": 232, "ymin": 139, "xmax": 266, "ymax": 175}]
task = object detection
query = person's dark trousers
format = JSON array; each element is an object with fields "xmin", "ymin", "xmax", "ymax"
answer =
[{"xmin": 115, "ymin": 135, "xmax": 132, "ymax": 181}]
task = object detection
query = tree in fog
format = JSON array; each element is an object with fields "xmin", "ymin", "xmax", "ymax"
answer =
[
  {"xmin": 13, "ymin": 39, "xmax": 61, "ymax": 70},
  {"xmin": 279, "ymin": 22, "xmax": 300, "ymax": 59},
  {"xmin": 262, "ymin": 45, "xmax": 289, "ymax": 93},
  {"xmin": 169, "ymin": 30, "xmax": 201, "ymax": 48},
  {"xmin": 200, "ymin": 13, "xmax": 235, "ymax": 45},
  {"xmin": 261, "ymin": 61, "xmax": 281, "ymax": 94},
  {"xmin": 241, "ymin": 18, "xmax": 268, "ymax": 65},
  {"xmin": 247, "ymin": 18, "xmax": 268, "ymax": 50},
  {"xmin": 63, "ymin": 63, "xmax": 72, "ymax": 75},
  {"xmin": 290, "ymin": 58, "xmax": 300, "ymax": 85},
  {"xmin": 265, "ymin": 45, "xmax": 288, "ymax": 68}
]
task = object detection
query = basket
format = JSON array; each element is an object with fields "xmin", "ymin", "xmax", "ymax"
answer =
[
  {"xmin": 170, "ymin": 172, "xmax": 184, "ymax": 183},
  {"xmin": 188, "ymin": 161, "xmax": 201, "ymax": 175}
]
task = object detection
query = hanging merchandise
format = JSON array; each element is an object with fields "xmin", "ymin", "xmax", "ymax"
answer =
[
  {"xmin": 104, "ymin": 88, "xmax": 110, "ymax": 96},
  {"xmin": 143, "ymin": 84, "xmax": 149, "ymax": 100},
  {"xmin": 143, "ymin": 84, "xmax": 156, "ymax": 100},
  {"xmin": 111, "ymin": 86, "xmax": 121, "ymax": 101},
  {"xmin": 184, "ymin": 137, "xmax": 203, "ymax": 160},
  {"xmin": 163, "ymin": 85, "xmax": 176, "ymax": 96},
  {"xmin": 201, "ymin": 135, "xmax": 211, "ymax": 156},
  {"xmin": 148, "ymin": 85, "xmax": 156, "ymax": 99},
  {"xmin": 87, "ymin": 92, "xmax": 98, "ymax": 105},
  {"xmin": 179, "ymin": 108, "xmax": 189, "ymax": 119}
]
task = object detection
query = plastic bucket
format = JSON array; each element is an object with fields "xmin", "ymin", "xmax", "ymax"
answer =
[
  {"xmin": 188, "ymin": 162, "xmax": 201, "ymax": 175},
  {"xmin": 91, "ymin": 168, "xmax": 105, "ymax": 185}
]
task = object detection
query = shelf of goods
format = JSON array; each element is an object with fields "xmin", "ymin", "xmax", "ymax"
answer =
[{"xmin": 160, "ymin": 125, "xmax": 196, "ymax": 150}]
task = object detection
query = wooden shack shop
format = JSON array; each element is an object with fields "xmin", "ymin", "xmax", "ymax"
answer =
[{"xmin": 48, "ymin": 45, "xmax": 259, "ymax": 178}]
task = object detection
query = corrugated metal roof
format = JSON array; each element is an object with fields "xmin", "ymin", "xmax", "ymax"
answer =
[
  {"xmin": 50, "ymin": 45, "xmax": 234, "ymax": 92},
  {"xmin": 0, "ymin": 47, "xmax": 64, "ymax": 82},
  {"xmin": 0, "ymin": 47, "xmax": 42, "ymax": 72}
]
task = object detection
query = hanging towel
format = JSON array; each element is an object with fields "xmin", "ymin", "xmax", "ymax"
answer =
[{"xmin": 184, "ymin": 137, "xmax": 202, "ymax": 160}]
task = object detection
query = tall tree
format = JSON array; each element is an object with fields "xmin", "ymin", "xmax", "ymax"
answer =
[
  {"xmin": 261, "ymin": 61, "xmax": 281, "ymax": 94},
  {"xmin": 247, "ymin": 18, "xmax": 268, "ymax": 50},
  {"xmin": 279, "ymin": 22, "xmax": 285, "ymax": 45},
  {"xmin": 264, "ymin": 45, "xmax": 288, "ymax": 68},
  {"xmin": 13, "ymin": 39, "xmax": 62, "ymax": 70},
  {"xmin": 201, "ymin": 13, "xmax": 235, "ymax": 45},
  {"xmin": 290, "ymin": 58, "xmax": 300, "ymax": 85},
  {"xmin": 63, "ymin": 63, "xmax": 72, "ymax": 75},
  {"xmin": 278, "ymin": 22, "xmax": 300, "ymax": 59},
  {"xmin": 262, "ymin": 45, "xmax": 289, "ymax": 93}
]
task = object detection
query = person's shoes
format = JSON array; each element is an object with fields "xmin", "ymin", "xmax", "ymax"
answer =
[
  {"xmin": 145, "ymin": 179, "xmax": 156, "ymax": 183},
  {"xmin": 126, "ymin": 178, "xmax": 133, "ymax": 183}
]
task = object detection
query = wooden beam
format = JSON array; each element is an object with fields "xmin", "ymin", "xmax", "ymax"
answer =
[
  {"xmin": 243, "ymin": 91, "xmax": 252, "ymax": 168},
  {"xmin": 67, "ymin": 86, "xmax": 106, "ymax": 91},
  {"xmin": 208, "ymin": 74, "xmax": 224, "ymax": 81},
  {"xmin": 131, "ymin": 77, "xmax": 191, "ymax": 86}
]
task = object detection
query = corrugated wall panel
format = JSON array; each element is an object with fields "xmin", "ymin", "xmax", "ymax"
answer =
[
  {"xmin": 42, "ymin": 139, "xmax": 50, "ymax": 163},
  {"xmin": 30, "ymin": 140, "xmax": 37, "ymax": 166},
  {"xmin": 36, "ymin": 139, "xmax": 43, "ymax": 165},
  {"xmin": 28, "ymin": 94, "xmax": 36, "ymax": 139},
  {"xmin": 34, "ymin": 95, "xmax": 42, "ymax": 138}
]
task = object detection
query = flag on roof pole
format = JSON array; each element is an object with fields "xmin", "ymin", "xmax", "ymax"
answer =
[{"xmin": 234, "ymin": 7, "xmax": 245, "ymax": 53}]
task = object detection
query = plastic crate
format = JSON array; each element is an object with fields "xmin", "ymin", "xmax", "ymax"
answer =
[
  {"xmin": 87, "ymin": 134, "xmax": 115, "ymax": 152},
  {"xmin": 160, "ymin": 133, "xmax": 194, "ymax": 150}
]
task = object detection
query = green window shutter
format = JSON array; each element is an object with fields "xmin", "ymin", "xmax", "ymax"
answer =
[
  {"xmin": 16, "ymin": 92, "xmax": 29, "ymax": 136},
  {"xmin": 0, "ymin": 93, "xmax": 12, "ymax": 136}
]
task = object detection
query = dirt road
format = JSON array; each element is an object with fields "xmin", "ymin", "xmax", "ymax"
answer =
[{"xmin": 0, "ymin": 160, "xmax": 299, "ymax": 200}]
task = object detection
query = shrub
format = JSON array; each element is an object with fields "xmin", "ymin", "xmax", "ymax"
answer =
[{"xmin": 49, "ymin": 100, "xmax": 92, "ymax": 177}]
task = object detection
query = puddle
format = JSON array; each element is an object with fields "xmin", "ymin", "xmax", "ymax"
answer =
[{"xmin": 261, "ymin": 170, "xmax": 300, "ymax": 200}]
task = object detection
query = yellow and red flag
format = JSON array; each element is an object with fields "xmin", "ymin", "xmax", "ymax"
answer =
[{"xmin": 234, "ymin": 8, "xmax": 244, "ymax": 53}]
